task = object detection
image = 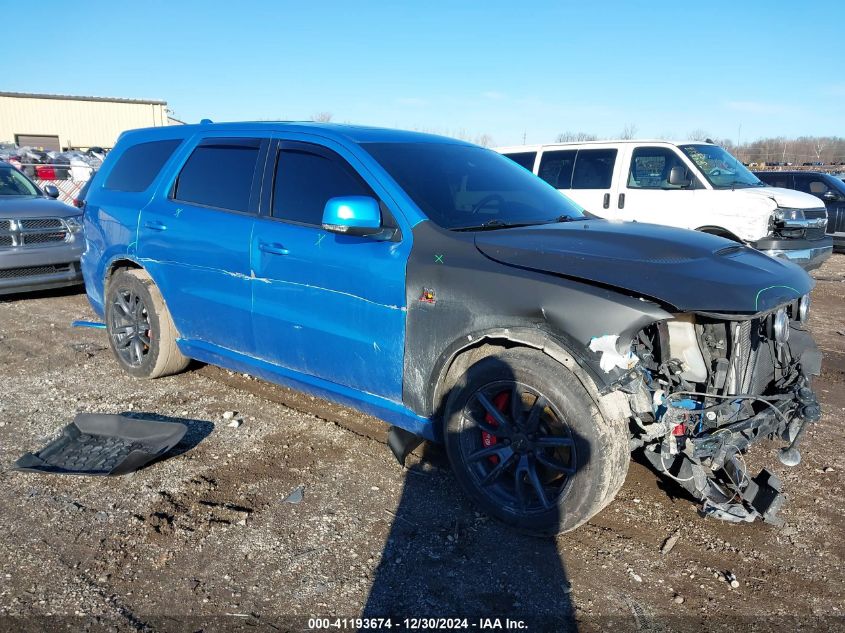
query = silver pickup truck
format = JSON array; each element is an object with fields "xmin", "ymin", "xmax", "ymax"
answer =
[{"xmin": 0, "ymin": 162, "xmax": 84, "ymax": 295}]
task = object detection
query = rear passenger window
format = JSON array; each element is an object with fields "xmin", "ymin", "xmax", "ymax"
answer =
[
  {"xmin": 537, "ymin": 150, "xmax": 576, "ymax": 188},
  {"xmin": 503, "ymin": 152, "xmax": 537, "ymax": 171},
  {"xmin": 104, "ymin": 139, "xmax": 182, "ymax": 192},
  {"xmin": 571, "ymin": 149, "xmax": 617, "ymax": 189},
  {"xmin": 174, "ymin": 139, "xmax": 260, "ymax": 213},
  {"xmin": 272, "ymin": 147, "xmax": 373, "ymax": 225}
]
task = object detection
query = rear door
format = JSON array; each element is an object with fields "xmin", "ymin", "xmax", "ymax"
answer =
[
  {"xmin": 536, "ymin": 146, "xmax": 621, "ymax": 216},
  {"xmin": 249, "ymin": 139, "xmax": 409, "ymax": 401},
  {"xmin": 137, "ymin": 136, "xmax": 268, "ymax": 353},
  {"xmin": 616, "ymin": 144, "xmax": 704, "ymax": 228}
]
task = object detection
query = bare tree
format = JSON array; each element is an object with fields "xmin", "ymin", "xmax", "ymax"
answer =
[
  {"xmin": 310, "ymin": 112, "xmax": 333, "ymax": 122},
  {"xmin": 554, "ymin": 131, "xmax": 598, "ymax": 142},
  {"xmin": 474, "ymin": 133, "xmax": 494, "ymax": 148},
  {"xmin": 619, "ymin": 123, "xmax": 638, "ymax": 140},
  {"xmin": 687, "ymin": 128, "xmax": 711, "ymax": 141}
]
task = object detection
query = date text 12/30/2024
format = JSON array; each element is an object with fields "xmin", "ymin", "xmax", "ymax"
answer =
[{"xmin": 308, "ymin": 618, "xmax": 529, "ymax": 630}]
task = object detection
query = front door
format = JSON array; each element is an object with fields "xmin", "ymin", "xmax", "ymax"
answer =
[
  {"xmin": 137, "ymin": 137, "xmax": 267, "ymax": 353},
  {"xmin": 616, "ymin": 145, "xmax": 703, "ymax": 229},
  {"xmin": 250, "ymin": 140, "xmax": 409, "ymax": 401}
]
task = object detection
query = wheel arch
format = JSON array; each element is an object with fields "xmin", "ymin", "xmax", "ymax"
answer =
[{"xmin": 429, "ymin": 327, "xmax": 623, "ymax": 424}]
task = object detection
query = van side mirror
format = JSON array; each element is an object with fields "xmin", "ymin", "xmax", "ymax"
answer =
[
  {"xmin": 822, "ymin": 190, "xmax": 840, "ymax": 202},
  {"xmin": 43, "ymin": 184, "xmax": 60, "ymax": 199},
  {"xmin": 668, "ymin": 166, "xmax": 691, "ymax": 188},
  {"xmin": 322, "ymin": 196, "xmax": 382, "ymax": 236}
]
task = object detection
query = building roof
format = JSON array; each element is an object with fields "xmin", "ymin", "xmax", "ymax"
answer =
[{"xmin": 0, "ymin": 91, "xmax": 166, "ymax": 106}]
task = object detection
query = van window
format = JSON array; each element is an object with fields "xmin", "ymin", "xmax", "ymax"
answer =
[
  {"xmin": 104, "ymin": 139, "xmax": 182, "ymax": 192},
  {"xmin": 272, "ymin": 146, "xmax": 373, "ymax": 225},
  {"xmin": 537, "ymin": 150, "xmax": 576, "ymax": 189},
  {"xmin": 571, "ymin": 149, "xmax": 616, "ymax": 189},
  {"xmin": 628, "ymin": 147, "xmax": 693, "ymax": 189},
  {"xmin": 503, "ymin": 152, "xmax": 537, "ymax": 171},
  {"xmin": 174, "ymin": 139, "xmax": 260, "ymax": 212}
]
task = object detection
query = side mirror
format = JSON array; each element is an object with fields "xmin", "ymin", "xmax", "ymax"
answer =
[
  {"xmin": 43, "ymin": 184, "xmax": 60, "ymax": 199},
  {"xmin": 668, "ymin": 165, "xmax": 691, "ymax": 187},
  {"xmin": 322, "ymin": 196, "xmax": 382, "ymax": 236},
  {"xmin": 822, "ymin": 190, "xmax": 839, "ymax": 202}
]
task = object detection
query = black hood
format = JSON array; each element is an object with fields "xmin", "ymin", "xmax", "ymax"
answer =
[{"xmin": 474, "ymin": 220, "xmax": 813, "ymax": 313}]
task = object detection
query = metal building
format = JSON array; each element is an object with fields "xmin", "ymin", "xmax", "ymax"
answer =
[{"xmin": 0, "ymin": 91, "xmax": 175, "ymax": 151}]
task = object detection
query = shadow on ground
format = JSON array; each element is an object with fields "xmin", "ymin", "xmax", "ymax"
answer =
[{"xmin": 362, "ymin": 357, "xmax": 580, "ymax": 632}]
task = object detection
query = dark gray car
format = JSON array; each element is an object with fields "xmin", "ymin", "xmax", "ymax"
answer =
[{"xmin": 0, "ymin": 162, "xmax": 84, "ymax": 295}]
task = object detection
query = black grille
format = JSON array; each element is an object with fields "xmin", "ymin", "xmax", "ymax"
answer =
[
  {"xmin": 0, "ymin": 235, "xmax": 11, "ymax": 247},
  {"xmin": 20, "ymin": 218, "xmax": 63, "ymax": 230},
  {"xmin": 804, "ymin": 208, "xmax": 828, "ymax": 241},
  {"xmin": 0, "ymin": 220, "xmax": 10, "ymax": 231},
  {"xmin": 0, "ymin": 264, "xmax": 71, "ymax": 279},
  {"xmin": 22, "ymin": 231, "xmax": 67, "ymax": 245}
]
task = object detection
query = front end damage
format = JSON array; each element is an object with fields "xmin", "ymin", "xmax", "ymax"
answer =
[{"xmin": 602, "ymin": 298, "xmax": 822, "ymax": 525}]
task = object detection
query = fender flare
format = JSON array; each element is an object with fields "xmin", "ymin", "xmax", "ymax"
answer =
[{"xmin": 427, "ymin": 326, "xmax": 625, "ymax": 421}]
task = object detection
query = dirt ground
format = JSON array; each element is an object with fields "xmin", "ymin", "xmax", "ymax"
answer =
[{"xmin": 1, "ymin": 256, "xmax": 843, "ymax": 633}]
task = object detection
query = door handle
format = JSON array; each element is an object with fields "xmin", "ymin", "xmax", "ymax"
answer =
[
  {"xmin": 603, "ymin": 193, "xmax": 610, "ymax": 209},
  {"xmin": 259, "ymin": 242, "xmax": 290, "ymax": 256},
  {"xmin": 618, "ymin": 193, "xmax": 625, "ymax": 209},
  {"xmin": 144, "ymin": 220, "xmax": 167, "ymax": 231}
]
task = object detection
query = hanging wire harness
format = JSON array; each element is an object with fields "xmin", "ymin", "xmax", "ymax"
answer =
[{"xmin": 619, "ymin": 299, "xmax": 821, "ymax": 524}]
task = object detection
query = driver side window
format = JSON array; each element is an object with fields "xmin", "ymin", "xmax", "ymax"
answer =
[{"xmin": 628, "ymin": 147, "xmax": 697, "ymax": 189}]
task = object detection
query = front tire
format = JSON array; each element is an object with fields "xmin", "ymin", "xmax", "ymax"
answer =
[
  {"xmin": 443, "ymin": 348, "xmax": 629, "ymax": 534},
  {"xmin": 105, "ymin": 269, "xmax": 189, "ymax": 379}
]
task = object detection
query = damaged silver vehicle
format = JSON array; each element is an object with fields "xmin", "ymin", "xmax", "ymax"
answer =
[{"xmin": 82, "ymin": 124, "xmax": 822, "ymax": 534}]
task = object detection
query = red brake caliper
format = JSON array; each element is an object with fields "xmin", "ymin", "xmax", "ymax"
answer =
[{"xmin": 481, "ymin": 391, "xmax": 510, "ymax": 464}]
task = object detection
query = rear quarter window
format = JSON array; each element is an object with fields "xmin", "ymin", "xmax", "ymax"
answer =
[{"xmin": 103, "ymin": 139, "xmax": 182, "ymax": 192}]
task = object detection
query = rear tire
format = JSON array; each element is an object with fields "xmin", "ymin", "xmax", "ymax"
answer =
[
  {"xmin": 443, "ymin": 347, "xmax": 629, "ymax": 535},
  {"xmin": 105, "ymin": 269, "xmax": 189, "ymax": 379}
]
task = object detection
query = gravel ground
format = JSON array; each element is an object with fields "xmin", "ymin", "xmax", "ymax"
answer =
[{"xmin": 0, "ymin": 256, "xmax": 843, "ymax": 633}]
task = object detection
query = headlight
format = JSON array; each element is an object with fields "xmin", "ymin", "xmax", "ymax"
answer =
[
  {"xmin": 64, "ymin": 216, "xmax": 83, "ymax": 233},
  {"xmin": 773, "ymin": 207, "xmax": 805, "ymax": 222},
  {"xmin": 773, "ymin": 307, "xmax": 790, "ymax": 344},
  {"xmin": 798, "ymin": 294, "xmax": 810, "ymax": 322}
]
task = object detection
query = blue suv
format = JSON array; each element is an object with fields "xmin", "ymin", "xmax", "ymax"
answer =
[{"xmin": 83, "ymin": 122, "xmax": 821, "ymax": 533}]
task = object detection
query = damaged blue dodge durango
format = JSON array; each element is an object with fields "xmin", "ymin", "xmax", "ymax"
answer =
[{"xmin": 82, "ymin": 122, "xmax": 822, "ymax": 534}]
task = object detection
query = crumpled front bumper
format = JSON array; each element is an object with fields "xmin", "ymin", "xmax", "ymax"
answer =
[
  {"xmin": 760, "ymin": 237, "xmax": 833, "ymax": 272},
  {"xmin": 640, "ymin": 325, "xmax": 822, "ymax": 525}
]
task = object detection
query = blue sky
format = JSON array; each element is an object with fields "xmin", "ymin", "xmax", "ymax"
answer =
[{"xmin": 5, "ymin": 1, "xmax": 843, "ymax": 145}]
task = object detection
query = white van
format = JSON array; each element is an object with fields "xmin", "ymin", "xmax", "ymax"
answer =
[{"xmin": 495, "ymin": 140, "xmax": 832, "ymax": 270}]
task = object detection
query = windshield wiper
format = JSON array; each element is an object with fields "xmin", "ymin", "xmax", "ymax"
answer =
[{"xmin": 454, "ymin": 219, "xmax": 533, "ymax": 231}]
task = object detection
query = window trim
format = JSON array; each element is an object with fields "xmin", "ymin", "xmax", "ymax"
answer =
[{"xmin": 169, "ymin": 137, "xmax": 268, "ymax": 215}]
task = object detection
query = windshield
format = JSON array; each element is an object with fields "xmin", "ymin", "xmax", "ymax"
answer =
[
  {"xmin": 679, "ymin": 144, "xmax": 764, "ymax": 189},
  {"xmin": 0, "ymin": 166, "xmax": 40, "ymax": 197},
  {"xmin": 363, "ymin": 142, "xmax": 584, "ymax": 229}
]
